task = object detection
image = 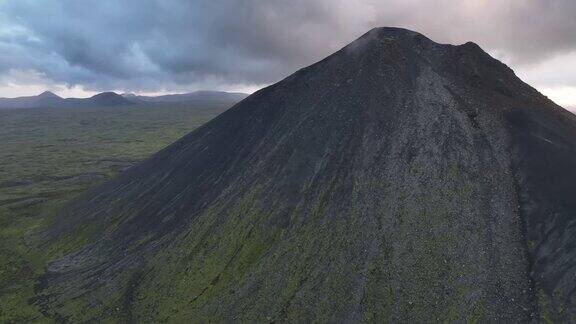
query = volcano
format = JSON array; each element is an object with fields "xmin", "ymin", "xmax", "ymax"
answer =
[{"xmin": 38, "ymin": 28, "xmax": 576, "ymax": 322}]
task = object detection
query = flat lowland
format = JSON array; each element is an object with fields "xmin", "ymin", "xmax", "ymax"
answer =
[{"xmin": 0, "ymin": 102, "xmax": 232, "ymax": 322}]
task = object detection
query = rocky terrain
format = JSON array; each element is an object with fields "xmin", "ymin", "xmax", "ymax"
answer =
[{"xmin": 36, "ymin": 27, "xmax": 576, "ymax": 322}]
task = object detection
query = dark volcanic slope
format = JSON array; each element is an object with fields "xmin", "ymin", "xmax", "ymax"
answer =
[{"xmin": 38, "ymin": 28, "xmax": 576, "ymax": 322}]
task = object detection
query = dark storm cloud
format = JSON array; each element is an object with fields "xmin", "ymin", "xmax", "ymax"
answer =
[{"xmin": 0, "ymin": 0, "xmax": 575, "ymax": 93}]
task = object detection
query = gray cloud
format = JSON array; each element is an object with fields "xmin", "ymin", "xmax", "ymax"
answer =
[{"xmin": 0, "ymin": 0, "xmax": 575, "ymax": 94}]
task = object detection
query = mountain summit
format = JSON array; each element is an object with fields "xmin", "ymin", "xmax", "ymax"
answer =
[
  {"xmin": 38, "ymin": 27, "xmax": 576, "ymax": 322},
  {"xmin": 0, "ymin": 91, "xmax": 133, "ymax": 108},
  {"xmin": 37, "ymin": 91, "xmax": 62, "ymax": 99},
  {"xmin": 125, "ymin": 90, "xmax": 249, "ymax": 103},
  {"xmin": 88, "ymin": 91, "xmax": 133, "ymax": 106},
  {"xmin": 0, "ymin": 90, "xmax": 246, "ymax": 109}
]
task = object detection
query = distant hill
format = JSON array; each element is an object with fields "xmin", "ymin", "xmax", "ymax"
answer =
[
  {"xmin": 0, "ymin": 90, "xmax": 248, "ymax": 109},
  {"xmin": 0, "ymin": 91, "xmax": 133, "ymax": 109},
  {"xmin": 84, "ymin": 92, "xmax": 134, "ymax": 107},
  {"xmin": 0, "ymin": 91, "xmax": 64, "ymax": 109},
  {"xmin": 123, "ymin": 90, "xmax": 248, "ymax": 103}
]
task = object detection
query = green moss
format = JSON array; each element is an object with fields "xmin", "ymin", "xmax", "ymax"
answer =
[
  {"xmin": 362, "ymin": 240, "xmax": 394, "ymax": 322},
  {"xmin": 0, "ymin": 103, "xmax": 230, "ymax": 322},
  {"xmin": 538, "ymin": 288, "xmax": 554, "ymax": 324},
  {"xmin": 46, "ymin": 220, "xmax": 105, "ymax": 257},
  {"xmin": 0, "ymin": 206, "xmax": 51, "ymax": 323},
  {"xmin": 467, "ymin": 300, "xmax": 486, "ymax": 324}
]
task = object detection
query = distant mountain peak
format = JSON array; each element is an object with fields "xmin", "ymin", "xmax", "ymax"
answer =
[
  {"xmin": 38, "ymin": 90, "xmax": 61, "ymax": 99},
  {"xmin": 89, "ymin": 92, "xmax": 134, "ymax": 106},
  {"xmin": 0, "ymin": 89, "xmax": 247, "ymax": 109},
  {"xmin": 91, "ymin": 91, "xmax": 119, "ymax": 98},
  {"xmin": 126, "ymin": 90, "xmax": 248, "ymax": 103}
]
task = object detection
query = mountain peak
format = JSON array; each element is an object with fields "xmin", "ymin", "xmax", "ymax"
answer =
[
  {"xmin": 364, "ymin": 26, "xmax": 435, "ymax": 45},
  {"xmin": 369, "ymin": 26, "xmax": 425, "ymax": 38},
  {"xmin": 344, "ymin": 27, "xmax": 490, "ymax": 62},
  {"xmin": 38, "ymin": 28, "xmax": 576, "ymax": 322},
  {"xmin": 38, "ymin": 91, "xmax": 61, "ymax": 99},
  {"xmin": 89, "ymin": 92, "xmax": 134, "ymax": 106},
  {"xmin": 342, "ymin": 26, "xmax": 441, "ymax": 58},
  {"xmin": 90, "ymin": 91, "xmax": 120, "ymax": 98}
]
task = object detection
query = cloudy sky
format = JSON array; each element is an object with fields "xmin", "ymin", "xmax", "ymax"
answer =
[{"xmin": 0, "ymin": 0, "xmax": 575, "ymax": 108}]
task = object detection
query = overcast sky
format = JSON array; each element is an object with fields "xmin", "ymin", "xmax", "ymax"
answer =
[{"xmin": 0, "ymin": 0, "xmax": 575, "ymax": 108}]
